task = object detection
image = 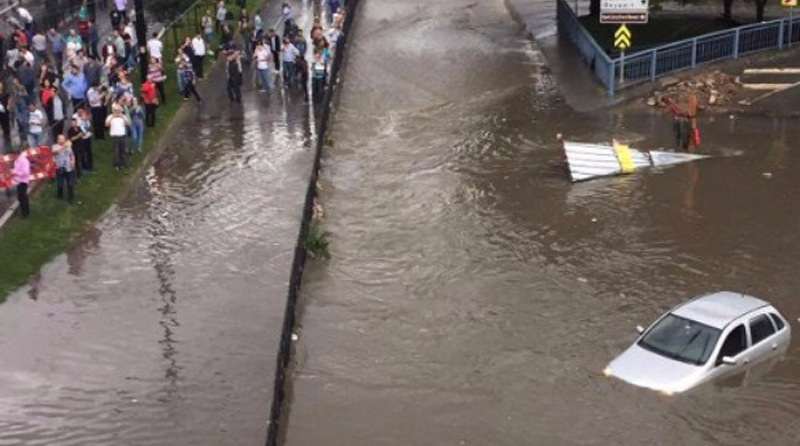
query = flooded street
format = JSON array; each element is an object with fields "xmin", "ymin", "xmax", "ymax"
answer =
[
  {"xmin": 0, "ymin": 2, "xmax": 317, "ymax": 444},
  {"xmin": 285, "ymin": 0, "xmax": 800, "ymax": 445},
  {"xmin": 0, "ymin": 0, "xmax": 799, "ymax": 443}
]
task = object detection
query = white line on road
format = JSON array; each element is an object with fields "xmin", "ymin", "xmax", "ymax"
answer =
[
  {"xmin": 741, "ymin": 83, "xmax": 797, "ymax": 90},
  {"xmin": 743, "ymin": 68, "xmax": 800, "ymax": 74}
]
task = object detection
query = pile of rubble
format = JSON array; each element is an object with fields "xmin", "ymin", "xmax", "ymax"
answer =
[{"xmin": 644, "ymin": 70, "xmax": 740, "ymax": 109}]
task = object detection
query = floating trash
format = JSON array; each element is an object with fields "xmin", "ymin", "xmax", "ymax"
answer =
[{"xmin": 563, "ymin": 140, "xmax": 709, "ymax": 183}]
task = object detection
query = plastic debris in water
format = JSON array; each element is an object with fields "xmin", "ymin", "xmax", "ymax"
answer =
[{"xmin": 562, "ymin": 140, "xmax": 709, "ymax": 182}]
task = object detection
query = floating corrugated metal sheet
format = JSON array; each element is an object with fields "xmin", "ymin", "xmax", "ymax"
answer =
[{"xmin": 563, "ymin": 141, "xmax": 708, "ymax": 182}]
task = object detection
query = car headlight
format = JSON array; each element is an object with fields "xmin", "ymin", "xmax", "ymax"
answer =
[
  {"xmin": 659, "ymin": 389, "xmax": 674, "ymax": 397},
  {"xmin": 602, "ymin": 367, "xmax": 612, "ymax": 377}
]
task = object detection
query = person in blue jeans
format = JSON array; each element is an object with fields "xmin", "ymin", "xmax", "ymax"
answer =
[
  {"xmin": 52, "ymin": 134, "xmax": 76, "ymax": 203},
  {"xmin": 281, "ymin": 37, "xmax": 299, "ymax": 88},
  {"xmin": 130, "ymin": 97, "xmax": 145, "ymax": 152}
]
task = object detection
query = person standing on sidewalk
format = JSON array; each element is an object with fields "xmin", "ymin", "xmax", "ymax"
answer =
[
  {"xmin": 191, "ymin": 33, "xmax": 206, "ymax": 79},
  {"xmin": 106, "ymin": 103, "xmax": 130, "ymax": 170},
  {"xmin": 51, "ymin": 87, "xmax": 66, "ymax": 140},
  {"xmin": 16, "ymin": 7, "xmax": 34, "ymax": 43},
  {"xmin": 311, "ymin": 49, "xmax": 327, "ymax": 103},
  {"xmin": 130, "ymin": 97, "xmax": 144, "ymax": 152},
  {"xmin": 281, "ymin": 37, "xmax": 299, "ymax": 88},
  {"xmin": 141, "ymin": 77, "xmax": 158, "ymax": 127},
  {"xmin": 0, "ymin": 83, "xmax": 11, "ymax": 150},
  {"xmin": 226, "ymin": 49, "xmax": 243, "ymax": 103},
  {"xmin": 26, "ymin": 102, "xmax": 45, "ymax": 149},
  {"xmin": 254, "ymin": 40, "xmax": 272, "ymax": 92},
  {"xmin": 32, "ymin": 29, "xmax": 48, "ymax": 65},
  {"xmin": 63, "ymin": 65, "xmax": 88, "ymax": 109},
  {"xmin": 114, "ymin": 0, "xmax": 128, "ymax": 22},
  {"xmin": 201, "ymin": 10, "xmax": 215, "ymax": 43},
  {"xmin": 52, "ymin": 134, "xmax": 76, "ymax": 203},
  {"xmin": 12, "ymin": 146, "xmax": 30, "ymax": 218},
  {"xmin": 88, "ymin": 20, "xmax": 100, "ymax": 60},
  {"xmin": 48, "ymin": 28, "xmax": 66, "ymax": 72},
  {"xmin": 180, "ymin": 59, "xmax": 202, "ymax": 102},
  {"xmin": 216, "ymin": 1, "xmax": 228, "ymax": 34},
  {"xmin": 87, "ymin": 83, "xmax": 108, "ymax": 139},
  {"xmin": 147, "ymin": 32, "xmax": 163, "ymax": 61},
  {"xmin": 66, "ymin": 115, "xmax": 85, "ymax": 179},
  {"xmin": 147, "ymin": 57, "xmax": 167, "ymax": 104},
  {"xmin": 268, "ymin": 28, "xmax": 281, "ymax": 72},
  {"xmin": 77, "ymin": 107, "xmax": 94, "ymax": 172}
]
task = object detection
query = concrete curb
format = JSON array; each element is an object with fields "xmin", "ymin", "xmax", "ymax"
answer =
[{"xmin": 263, "ymin": 0, "xmax": 362, "ymax": 444}]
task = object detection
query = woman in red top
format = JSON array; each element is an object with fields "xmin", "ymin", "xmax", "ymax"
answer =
[
  {"xmin": 140, "ymin": 78, "xmax": 158, "ymax": 127},
  {"xmin": 40, "ymin": 78, "xmax": 54, "ymax": 123}
]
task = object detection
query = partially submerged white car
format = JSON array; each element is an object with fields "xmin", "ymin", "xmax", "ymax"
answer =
[{"xmin": 605, "ymin": 291, "xmax": 791, "ymax": 394}]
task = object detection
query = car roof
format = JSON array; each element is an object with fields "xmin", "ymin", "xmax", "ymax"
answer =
[{"xmin": 671, "ymin": 291, "xmax": 771, "ymax": 330}]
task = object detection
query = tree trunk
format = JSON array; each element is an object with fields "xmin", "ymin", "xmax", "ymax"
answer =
[
  {"xmin": 590, "ymin": 0, "xmax": 600, "ymax": 16},
  {"xmin": 756, "ymin": 0, "xmax": 767, "ymax": 21},
  {"xmin": 723, "ymin": 0, "xmax": 734, "ymax": 21}
]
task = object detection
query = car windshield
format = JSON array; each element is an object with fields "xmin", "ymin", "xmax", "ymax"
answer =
[{"xmin": 638, "ymin": 314, "xmax": 721, "ymax": 366}]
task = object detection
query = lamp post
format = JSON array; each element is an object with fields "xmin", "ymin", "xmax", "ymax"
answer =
[{"xmin": 134, "ymin": 0, "xmax": 148, "ymax": 75}]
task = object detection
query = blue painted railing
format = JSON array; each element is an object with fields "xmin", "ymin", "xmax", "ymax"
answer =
[{"xmin": 557, "ymin": 0, "xmax": 800, "ymax": 96}]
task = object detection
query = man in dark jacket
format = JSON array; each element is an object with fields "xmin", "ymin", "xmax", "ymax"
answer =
[
  {"xmin": 268, "ymin": 28, "xmax": 280, "ymax": 71},
  {"xmin": 226, "ymin": 49, "xmax": 243, "ymax": 103}
]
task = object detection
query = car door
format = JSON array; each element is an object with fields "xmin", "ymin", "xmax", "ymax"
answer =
[
  {"xmin": 746, "ymin": 313, "xmax": 779, "ymax": 363},
  {"xmin": 707, "ymin": 323, "xmax": 750, "ymax": 382}
]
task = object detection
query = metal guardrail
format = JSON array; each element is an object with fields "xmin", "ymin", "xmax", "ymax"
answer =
[{"xmin": 557, "ymin": 0, "xmax": 800, "ymax": 96}]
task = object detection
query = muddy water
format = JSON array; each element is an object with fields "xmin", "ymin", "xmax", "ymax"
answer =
[
  {"xmin": 0, "ymin": 2, "xmax": 318, "ymax": 444},
  {"xmin": 284, "ymin": 0, "xmax": 800, "ymax": 445}
]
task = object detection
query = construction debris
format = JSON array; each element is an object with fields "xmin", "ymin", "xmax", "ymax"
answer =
[
  {"xmin": 562, "ymin": 140, "xmax": 709, "ymax": 182},
  {"xmin": 645, "ymin": 70, "xmax": 740, "ymax": 109}
]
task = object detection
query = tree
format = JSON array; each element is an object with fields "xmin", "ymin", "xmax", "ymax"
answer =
[
  {"xmin": 723, "ymin": 0, "xmax": 735, "ymax": 21},
  {"xmin": 754, "ymin": 0, "xmax": 768, "ymax": 21},
  {"xmin": 145, "ymin": 0, "xmax": 196, "ymax": 22}
]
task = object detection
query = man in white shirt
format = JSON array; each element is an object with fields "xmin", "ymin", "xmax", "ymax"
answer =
[
  {"xmin": 17, "ymin": 7, "xmax": 33, "ymax": 38},
  {"xmin": 26, "ymin": 102, "xmax": 45, "ymax": 149},
  {"xmin": 147, "ymin": 32, "xmax": 163, "ymax": 60},
  {"xmin": 215, "ymin": 1, "xmax": 227, "ymax": 32},
  {"xmin": 105, "ymin": 104, "xmax": 130, "ymax": 170},
  {"xmin": 191, "ymin": 34, "xmax": 206, "ymax": 79}
]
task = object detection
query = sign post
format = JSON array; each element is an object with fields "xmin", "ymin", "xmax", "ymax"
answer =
[
  {"xmin": 614, "ymin": 25, "xmax": 632, "ymax": 83},
  {"xmin": 783, "ymin": 0, "xmax": 797, "ymax": 46},
  {"xmin": 601, "ymin": 0, "xmax": 649, "ymax": 24}
]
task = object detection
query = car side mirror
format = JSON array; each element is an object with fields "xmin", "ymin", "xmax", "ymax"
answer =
[
  {"xmin": 721, "ymin": 356, "xmax": 737, "ymax": 366},
  {"xmin": 636, "ymin": 325, "xmax": 645, "ymax": 334}
]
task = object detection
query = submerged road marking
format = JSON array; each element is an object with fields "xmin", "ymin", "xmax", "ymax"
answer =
[
  {"xmin": 743, "ymin": 68, "xmax": 800, "ymax": 74},
  {"xmin": 741, "ymin": 83, "xmax": 797, "ymax": 90}
]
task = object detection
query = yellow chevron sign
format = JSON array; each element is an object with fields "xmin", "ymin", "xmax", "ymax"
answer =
[{"xmin": 614, "ymin": 24, "xmax": 632, "ymax": 50}]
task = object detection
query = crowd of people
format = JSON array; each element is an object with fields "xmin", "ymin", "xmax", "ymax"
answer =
[{"xmin": 7, "ymin": 0, "xmax": 348, "ymax": 219}]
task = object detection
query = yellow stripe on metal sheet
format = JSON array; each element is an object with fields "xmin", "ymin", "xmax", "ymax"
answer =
[{"xmin": 614, "ymin": 142, "xmax": 635, "ymax": 173}]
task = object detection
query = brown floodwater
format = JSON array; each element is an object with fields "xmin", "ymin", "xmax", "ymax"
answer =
[
  {"xmin": 283, "ymin": 0, "xmax": 800, "ymax": 445},
  {"xmin": 0, "ymin": 1, "xmax": 320, "ymax": 444}
]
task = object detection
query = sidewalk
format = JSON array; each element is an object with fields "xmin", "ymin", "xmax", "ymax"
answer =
[
  {"xmin": 504, "ymin": 0, "xmax": 623, "ymax": 112},
  {"xmin": 0, "ymin": 2, "xmax": 119, "ymax": 219}
]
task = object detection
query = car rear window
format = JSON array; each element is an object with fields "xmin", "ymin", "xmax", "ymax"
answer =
[
  {"xmin": 769, "ymin": 313, "xmax": 785, "ymax": 331},
  {"xmin": 749, "ymin": 315, "xmax": 776, "ymax": 345}
]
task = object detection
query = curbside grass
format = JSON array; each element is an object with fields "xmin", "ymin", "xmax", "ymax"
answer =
[{"xmin": 0, "ymin": 0, "xmax": 263, "ymax": 301}]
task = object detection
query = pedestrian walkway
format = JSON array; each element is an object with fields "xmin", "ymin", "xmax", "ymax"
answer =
[{"xmin": 0, "ymin": 0, "xmax": 348, "ymax": 443}]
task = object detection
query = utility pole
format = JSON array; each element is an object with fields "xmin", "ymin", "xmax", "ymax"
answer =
[{"xmin": 134, "ymin": 0, "xmax": 148, "ymax": 76}]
